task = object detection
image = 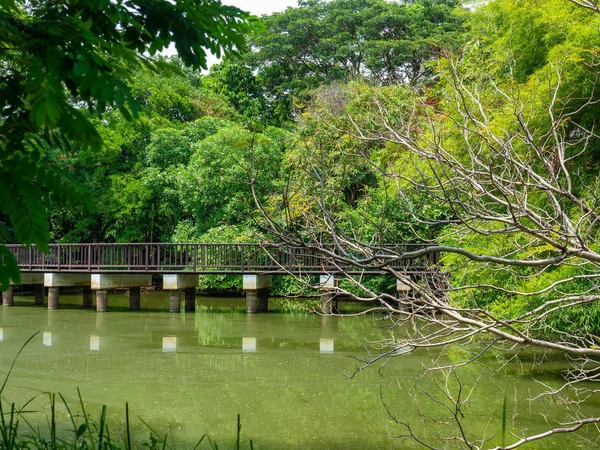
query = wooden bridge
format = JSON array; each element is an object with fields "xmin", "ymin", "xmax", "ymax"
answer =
[
  {"xmin": 7, "ymin": 243, "xmax": 438, "ymax": 275},
  {"xmin": 2, "ymin": 243, "xmax": 439, "ymax": 314}
]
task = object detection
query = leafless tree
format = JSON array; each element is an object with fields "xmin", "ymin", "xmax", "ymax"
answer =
[
  {"xmin": 566, "ymin": 0, "xmax": 600, "ymax": 13},
  {"xmin": 250, "ymin": 44, "xmax": 600, "ymax": 447}
]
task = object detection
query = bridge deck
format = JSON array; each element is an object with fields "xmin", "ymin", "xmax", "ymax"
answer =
[{"xmin": 7, "ymin": 243, "xmax": 438, "ymax": 275}]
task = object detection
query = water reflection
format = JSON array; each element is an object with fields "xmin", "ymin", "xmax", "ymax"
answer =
[
  {"xmin": 0, "ymin": 293, "xmax": 594, "ymax": 450},
  {"xmin": 320, "ymin": 338, "xmax": 334, "ymax": 354},
  {"xmin": 242, "ymin": 337, "xmax": 256, "ymax": 353},
  {"xmin": 162, "ymin": 336, "xmax": 177, "ymax": 352},
  {"xmin": 90, "ymin": 334, "xmax": 100, "ymax": 351},
  {"xmin": 0, "ymin": 327, "xmax": 3, "ymax": 342},
  {"xmin": 43, "ymin": 331, "xmax": 52, "ymax": 347}
]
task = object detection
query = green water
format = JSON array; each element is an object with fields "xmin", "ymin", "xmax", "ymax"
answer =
[{"xmin": 1, "ymin": 292, "xmax": 599, "ymax": 449}]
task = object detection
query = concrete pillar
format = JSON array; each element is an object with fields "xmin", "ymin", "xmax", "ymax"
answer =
[
  {"xmin": 184, "ymin": 287, "xmax": 195, "ymax": 312},
  {"xmin": 48, "ymin": 287, "xmax": 59, "ymax": 310},
  {"xmin": 321, "ymin": 292, "xmax": 339, "ymax": 314},
  {"xmin": 45, "ymin": 273, "xmax": 91, "ymax": 310},
  {"xmin": 91, "ymin": 274, "xmax": 151, "ymax": 313},
  {"xmin": 130, "ymin": 286, "xmax": 141, "ymax": 311},
  {"xmin": 243, "ymin": 275, "xmax": 272, "ymax": 313},
  {"xmin": 163, "ymin": 274, "xmax": 198, "ymax": 291},
  {"xmin": 169, "ymin": 290, "xmax": 181, "ymax": 313},
  {"xmin": 45, "ymin": 273, "xmax": 91, "ymax": 287},
  {"xmin": 320, "ymin": 275, "xmax": 338, "ymax": 314},
  {"xmin": 82, "ymin": 286, "xmax": 93, "ymax": 308},
  {"xmin": 245, "ymin": 289, "xmax": 259, "ymax": 313},
  {"xmin": 397, "ymin": 278, "xmax": 411, "ymax": 307},
  {"xmin": 34, "ymin": 284, "xmax": 44, "ymax": 305},
  {"xmin": 96, "ymin": 290, "xmax": 108, "ymax": 312},
  {"xmin": 2, "ymin": 287, "xmax": 14, "ymax": 307},
  {"xmin": 257, "ymin": 288, "xmax": 269, "ymax": 312}
]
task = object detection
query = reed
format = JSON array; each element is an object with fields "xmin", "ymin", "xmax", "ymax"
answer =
[{"xmin": 0, "ymin": 333, "xmax": 253, "ymax": 450}]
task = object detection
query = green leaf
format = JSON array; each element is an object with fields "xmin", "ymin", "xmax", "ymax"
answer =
[
  {"xmin": 76, "ymin": 423, "xmax": 88, "ymax": 439},
  {"xmin": 73, "ymin": 60, "xmax": 91, "ymax": 77}
]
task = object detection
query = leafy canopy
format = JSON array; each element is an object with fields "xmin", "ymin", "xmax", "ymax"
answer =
[{"xmin": 0, "ymin": 0, "xmax": 258, "ymax": 288}]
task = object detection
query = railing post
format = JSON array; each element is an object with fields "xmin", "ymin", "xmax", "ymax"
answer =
[{"xmin": 193, "ymin": 245, "xmax": 197, "ymax": 272}]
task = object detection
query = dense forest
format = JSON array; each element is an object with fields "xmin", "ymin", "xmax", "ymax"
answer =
[
  {"xmin": 4, "ymin": 0, "xmax": 600, "ymax": 446},
  {"xmin": 4, "ymin": 0, "xmax": 600, "ymax": 324}
]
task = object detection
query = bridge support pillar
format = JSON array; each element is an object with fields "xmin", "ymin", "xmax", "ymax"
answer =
[
  {"xmin": 6, "ymin": 274, "xmax": 44, "ymax": 306},
  {"xmin": 48, "ymin": 287, "xmax": 59, "ymax": 310},
  {"xmin": 243, "ymin": 275, "xmax": 272, "ymax": 313},
  {"xmin": 2, "ymin": 287, "xmax": 14, "ymax": 307},
  {"xmin": 320, "ymin": 275, "xmax": 339, "ymax": 314},
  {"xmin": 96, "ymin": 290, "xmax": 108, "ymax": 312},
  {"xmin": 169, "ymin": 290, "xmax": 181, "ymax": 313},
  {"xmin": 130, "ymin": 287, "xmax": 141, "ymax": 311},
  {"xmin": 91, "ymin": 274, "xmax": 151, "ymax": 312},
  {"xmin": 34, "ymin": 284, "xmax": 45, "ymax": 306},
  {"xmin": 162, "ymin": 275, "xmax": 197, "ymax": 313},
  {"xmin": 396, "ymin": 278, "xmax": 411, "ymax": 309},
  {"xmin": 13, "ymin": 273, "xmax": 44, "ymax": 285},
  {"xmin": 184, "ymin": 287, "xmax": 195, "ymax": 312},
  {"xmin": 82, "ymin": 286, "xmax": 93, "ymax": 308},
  {"xmin": 45, "ymin": 273, "xmax": 91, "ymax": 310}
]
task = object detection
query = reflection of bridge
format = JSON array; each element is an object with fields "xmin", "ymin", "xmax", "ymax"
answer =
[{"xmin": 3, "ymin": 243, "xmax": 439, "ymax": 314}]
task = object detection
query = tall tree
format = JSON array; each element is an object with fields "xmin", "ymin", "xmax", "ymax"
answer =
[
  {"xmin": 247, "ymin": 0, "xmax": 467, "ymax": 120},
  {"xmin": 0, "ymin": 0, "xmax": 258, "ymax": 288}
]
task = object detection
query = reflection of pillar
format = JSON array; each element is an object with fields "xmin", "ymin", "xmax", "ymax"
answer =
[
  {"xmin": 90, "ymin": 335, "xmax": 100, "ymax": 351},
  {"xmin": 130, "ymin": 287, "xmax": 141, "ymax": 311},
  {"xmin": 2, "ymin": 287, "xmax": 14, "ymax": 306},
  {"xmin": 82, "ymin": 286, "xmax": 93, "ymax": 308},
  {"xmin": 96, "ymin": 290, "xmax": 108, "ymax": 312},
  {"xmin": 169, "ymin": 290, "xmax": 181, "ymax": 313},
  {"xmin": 95, "ymin": 310, "xmax": 106, "ymax": 329},
  {"xmin": 243, "ymin": 275, "xmax": 272, "ymax": 313},
  {"xmin": 47, "ymin": 309, "xmax": 57, "ymax": 327},
  {"xmin": 48, "ymin": 287, "xmax": 59, "ymax": 310},
  {"xmin": 34, "ymin": 284, "xmax": 45, "ymax": 305},
  {"xmin": 162, "ymin": 336, "xmax": 177, "ymax": 352},
  {"xmin": 320, "ymin": 338, "xmax": 334, "ymax": 354},
  {"xmin": 184, "ymin": 287, "xmax": 195, "ymax": 312},
  {"xmin": 242, "ymin": 337, "xmax": 257, "ymax": 352}
]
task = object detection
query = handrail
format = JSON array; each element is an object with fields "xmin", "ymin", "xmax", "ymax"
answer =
[{"xmin": 4, "ymin": 243, "xmax": 439, "ymax": 275}]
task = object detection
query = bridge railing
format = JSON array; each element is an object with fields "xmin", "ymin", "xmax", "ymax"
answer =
[{"xmin": 6, "ymin": 243, "xmax": 439, "ymax": 274}]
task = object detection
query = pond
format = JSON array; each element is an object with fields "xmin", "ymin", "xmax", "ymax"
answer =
[{"xmin": 0, "ymin": 292, "xmax": 598, "ymax": 449}]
